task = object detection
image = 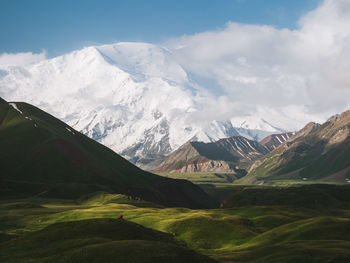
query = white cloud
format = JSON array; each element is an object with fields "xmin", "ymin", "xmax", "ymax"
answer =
[
  {"xmin": 1, "ymin": 0, "xmax": 349, "ymax": 133},
  {"xmin": 167, "ymin": 0, "xmax": 350, "ymax": 124},
  {"xmin": 0, "ymin": 51, "xmax": 46, "ymax": 69}
]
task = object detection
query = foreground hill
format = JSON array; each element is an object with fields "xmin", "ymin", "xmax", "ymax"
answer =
[
  {"xmin": 0, "ymin": 98, "xmax": 216, "ymax": 208},
  {"xmin": 0, "ymin": 218, "xmax": 217, "ymax": 263},
  {"xmin": 154, "ymin": 136, "xmax": 269, "ymax": 174},
  {"xmin": 243, "ymin": 110, "xmax": 350, "ymax": 184},
  {"xmin": 2, "ymin": 190, "xmax": 350, "ymax": 263}
]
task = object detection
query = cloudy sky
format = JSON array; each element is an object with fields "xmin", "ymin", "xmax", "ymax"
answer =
[
  {"xmin": 1, "ymin": 0, "xmax": 349, "ymax": 129},
  {"xmin": 169, "ymin": 0, "xmax": 350, "ymax": 118}
]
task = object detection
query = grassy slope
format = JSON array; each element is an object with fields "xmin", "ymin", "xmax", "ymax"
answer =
[
  {"xmin": 0, "ymin": 218, "xmax": 216, "ymax": 263},
  {"xmin": 0, "ymin": 99, "xmax": 216, "ymax": 209},
  {"xmin": 157, "ymin": 172, "xmax": 242, "ymax": 185},
  {"xmin": 243, "ymin": 112, "xmax": 350, "ymax": 185},
  {"xmin": 1, "ymin": 189, "xmax": 350, "ymax": 263},
  {"xmin": 222, "ymin": 184, "xmax": 350, "ymax": 209}
]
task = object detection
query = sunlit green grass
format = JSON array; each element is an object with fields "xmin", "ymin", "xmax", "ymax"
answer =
[
  {"xmin": 2, "ymin": 191, "xmax": 350, "ymax": 262},
  {"xmin": 156, "ymin": 171, "xmax": 348, "ymax": 188},
  {"xmin": 156, "ymin": 172, "xmax": 236, "ymax": 184}
]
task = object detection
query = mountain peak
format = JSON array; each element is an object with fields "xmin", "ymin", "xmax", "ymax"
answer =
[
  {"xmin": 95, "ymin": 42, "xmax": 188, "ymax": 83},
  {"xmin": 332, "ymin": 109, "xmax": 350, "ymax": 123},
  {"xmin": 0, "ymin": 42, "xmax": 287, "ymax": 168},
  {"xmin": 154, "ymin": 135, "xmax": 270, "ymax": 173}
]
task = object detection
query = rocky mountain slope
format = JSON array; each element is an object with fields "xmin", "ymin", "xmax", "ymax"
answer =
[
  {"xmin": 242, "ymin": 110, "xmax": 350, "ymax": 184},
  {"xmin": 259, "ymin": 132, "xmax": 294, "ymax": 151},
  {"xmin": 154, "ymin": 136, "xmax": 269, "ymax": 174},
  {"xmin": 0, "ymin": 42, "xmax": 290, "ymax": 168},
  {"xmin": 0, "ymin": 97, "xmax": 216, "ymax": 208}
]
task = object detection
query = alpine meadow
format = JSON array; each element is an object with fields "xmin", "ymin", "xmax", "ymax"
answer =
[{"xmin": 1, "ymin": 0, "xmax": 350, "ymax": 262}]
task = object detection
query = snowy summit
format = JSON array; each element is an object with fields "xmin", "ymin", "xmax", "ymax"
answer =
[{"xmin": 1, "ymin": 42, "xmax": 299, "ymax": 167}]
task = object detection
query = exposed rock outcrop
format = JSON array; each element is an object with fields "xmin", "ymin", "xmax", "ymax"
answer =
[{"xmin": 154, "ymin": 136, "xmax": 269, "ymax": 173}]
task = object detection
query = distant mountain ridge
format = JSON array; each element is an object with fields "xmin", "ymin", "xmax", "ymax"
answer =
[
  {"xmin": 0, "ymin": 97, "xmax": 216, "ymax": 208},
  {"xmin": 243, "ymin": 110, "xmax": 350, "ymax": 184},
  {"xmin": 259, "ymin": 132, "xmax": 294, "ymax": 151},
  {"xmin": 154, "ymin": 136, "xmax": 269, "ymax": 173}
]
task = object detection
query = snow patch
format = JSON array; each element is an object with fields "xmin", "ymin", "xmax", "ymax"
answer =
[
  {"xmin": 276, "ymin": 136, "xmax": 283, "ymax": 144},
  {"xmin": 9, "ymin": 103, "xmax": 23, "ymax": 114},
  {"xmin": 66, "ymin": 127, "xmax": 75, "ymax": 135},
  {"xmin": 246, "ymin": 140, "xmax": 255, "ymax": 151}
]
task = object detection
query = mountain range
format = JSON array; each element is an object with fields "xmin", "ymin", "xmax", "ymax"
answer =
[
  {"xmin": 0, "ymin": 97, "xmax": 216, "ymax": 208},
  {"xmin": 0, "ymin": 42, "xmax": 292, "ymax": 168},
  {"xmin": 154, "ymin": 108, "xmax": 350, "ymax": 186},
  {"xmin": 154, "ymin": 136, "xmax": 270, "ymax": 174},
  {"xmin": 243, "ymin": 110, "xmax": 350, "ymax": 184}
]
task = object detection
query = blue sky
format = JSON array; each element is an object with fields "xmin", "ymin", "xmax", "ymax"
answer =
[{"xmin": 1, "ymin": 0, "xmax": 321, "ymax": 56}]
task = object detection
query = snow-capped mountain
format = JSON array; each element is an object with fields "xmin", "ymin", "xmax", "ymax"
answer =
[
  {"xmin": 0, "ymin": 42, "xmax": 286, "ymax": 167},
  {"xmin": 230, "ymin": 116, "xmax": 286, "ymax": 141}
]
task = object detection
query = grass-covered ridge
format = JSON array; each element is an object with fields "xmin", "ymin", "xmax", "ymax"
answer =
[
  {"xmin": 1, "ymin": 188, "xmax": 350, "ymax": 263},
  {"xmin": 243, "ymin": 112, "xmax": 350, "ymax": 185},
  {"xmin": 1, "ymin": 218, "xmax": 216, "ymax": 263},
  {"xmin": 0, "ymin": 98, "xmax": 216, "ymax": 209}
]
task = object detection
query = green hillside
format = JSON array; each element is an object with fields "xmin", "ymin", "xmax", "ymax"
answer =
[
  {"xmin": 2, "ymin": 97, "xmax": 350, "ymax": 262},
  {"xmin": 0, "ymin": 218, "xmax": 216, "ymax": 263},
  {"xmin": 222, "ymin": 184, "xmax": 350, "ymax": 209},
  {"xmin": 242, "ymin": 111, "xmax": 350, "ymax": 184},
  {"xmin": 0, "ymin": 98, "xmax": 216, "ymax": 208},
  {"xmin": 1, "ymin": 190, "xmax": 350, "ymax": 263}
]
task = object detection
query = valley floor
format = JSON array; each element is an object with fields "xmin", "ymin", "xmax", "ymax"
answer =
[
  {"xmin": 157, "ymin": 171, "xmax": 347, "ymax": 186},
  {"xmin": 1, "ymin": 189, "xmax": 350, "ymax": 263}
]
